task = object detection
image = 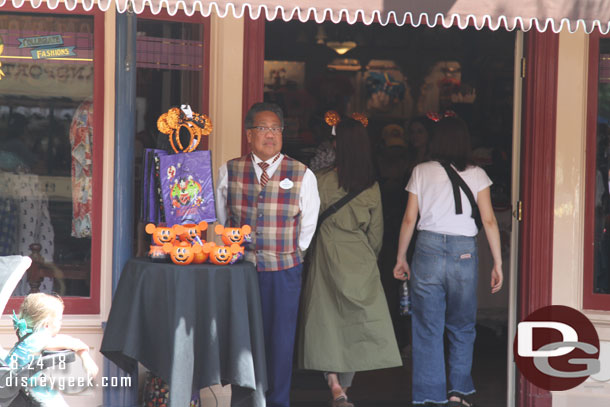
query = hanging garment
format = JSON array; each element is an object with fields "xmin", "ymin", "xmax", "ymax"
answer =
[
  {"xmin": 0, "ymin": 197, "xmax": 18, "ymax": 255},
  {"xmin": 69, "ymin": 99, "xmax": 94, "ymax": 238},
  {"xmin": 0, "ymin": 171, "xmax": 55, "ymax": 295}
]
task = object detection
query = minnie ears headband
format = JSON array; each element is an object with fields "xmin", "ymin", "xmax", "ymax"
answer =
[
  {"xmin": 157, "ymin": 105, "xmax": 213, "ymax": 153},
  {"xmin": 425, "ymin": 110, "xmax": 457, "ymax": 122},
  {"xmin": 324, "ymin": 111, "xmax": 369, "ymax": 135}
]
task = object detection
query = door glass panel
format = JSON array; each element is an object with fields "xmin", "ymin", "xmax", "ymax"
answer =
[{"xmin": 592, "ymin": 38, "xmax": 610, "ymax": 295}]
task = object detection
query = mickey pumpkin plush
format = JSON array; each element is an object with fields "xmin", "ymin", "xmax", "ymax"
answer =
[
  {"xmin": 177, "ymin": 221, "xmax": 208, "ymax": 243},
  {"xmin": 145, "ymin": 223, "xmax": 178, "ymax": 246},
  {"xmin": 204, "ymin": 242, "xmax": 242, "ymax": 265},
  {"xmin": 215, "ymin": 224, "xmax": 252, "ymax": 246},
  {"xmin": 162, "ymin": 241, "xmax": 202, "ymax": 266},
  {"xmin": 191, "ymin": 242, "xmax": 215, "ymax": 264}
]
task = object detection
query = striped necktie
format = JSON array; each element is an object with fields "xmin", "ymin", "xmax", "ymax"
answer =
[{"xmin": 257, "ymin": 154, "xmax": 280, "ymax": 188}]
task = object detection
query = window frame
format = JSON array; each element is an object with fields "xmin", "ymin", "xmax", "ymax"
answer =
[
  {"xmin": 584, "ymin": 31, "xmax": 610, "ymax": 311},
  {"xmin": 136, "ymin": 7, "xmax": 210, "ymax": 149},
  {"xmin": 2, "ymin": 3, "xmax": 104, "ymax": 314}
]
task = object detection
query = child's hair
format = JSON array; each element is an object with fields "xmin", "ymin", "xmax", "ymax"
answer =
[{"xmin": 18, "ymin": 293, "xmax": 64, "ymax": 333}]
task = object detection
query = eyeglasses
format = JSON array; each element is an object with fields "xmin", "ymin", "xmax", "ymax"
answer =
[{"xmin": 250, "ymin": 126, "xmax": 283, "ymax": 134}]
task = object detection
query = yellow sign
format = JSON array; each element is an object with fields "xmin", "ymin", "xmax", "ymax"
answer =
[
  {"xmin": 31, "ymin": 47, "xmax": 76, "ymax": 60},
  {"xmin": 0, "ymin": 36, "xmax": 5, "ymax": 80}
]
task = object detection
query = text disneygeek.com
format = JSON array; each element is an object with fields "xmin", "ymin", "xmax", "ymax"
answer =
[{"xmin": 2, "ymin": 374, "xmax": 132, "ymax": 390}]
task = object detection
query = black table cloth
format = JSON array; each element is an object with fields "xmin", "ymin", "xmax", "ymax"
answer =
[{"xmin": 100, "ymin": 258, "xmax": 267, "ymax": 407}]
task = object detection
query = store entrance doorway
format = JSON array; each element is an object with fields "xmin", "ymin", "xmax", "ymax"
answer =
[{"xmin": 262, "ymin": 20, "xmax": 519, "ymax": 407}]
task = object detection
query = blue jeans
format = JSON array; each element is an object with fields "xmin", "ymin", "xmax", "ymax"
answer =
[{"xmin": 410, "ymin": 231, "xmax": 478, "ymax": 405}]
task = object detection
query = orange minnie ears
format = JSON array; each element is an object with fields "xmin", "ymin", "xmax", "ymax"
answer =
[
  {"xmin": 324, "ymin": 111, "xmax": 368, "ymax": 135},
  {"xmin": 426, "ymin": 110, "xmax": 457, "ymax": 122},
  {"xmin": 157, "ymin": 105, "xmax": 213, "ymax": 153}
]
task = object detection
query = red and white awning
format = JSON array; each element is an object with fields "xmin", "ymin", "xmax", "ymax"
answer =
[{"xmin": 2, "ymin": 0, "xmax": 610, "ymax": 34}]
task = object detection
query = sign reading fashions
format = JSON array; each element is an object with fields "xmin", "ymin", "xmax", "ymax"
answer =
[
  {"xmin": 18, "ymin": 35, "xmax": 64, "ymax": 48},
  {"xmin": 16, "ymin": 35, "xmax": 76, "ymax": 60},
  {"xmin": 31, "ymin": 47, "xmax": 76, "ymax": 60}
]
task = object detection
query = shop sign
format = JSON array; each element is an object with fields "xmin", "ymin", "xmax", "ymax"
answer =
[
  {"xmin": 17, "ymin": 35, "xmax": 76, "ymax": 60},
  {"xmin": 18, "ymin": 35, "xmax": 64, "ymax": 49},
  {"xmin": 30, "ymin": 47, "xmax": 76, "ymax": 60}
]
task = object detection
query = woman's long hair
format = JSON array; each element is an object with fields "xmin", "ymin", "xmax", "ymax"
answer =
[
  {"xmin": 428, "ymin": 116, "xmax": 472, "ymax": 171},
  {"xmin": 335, "ymin": 118, "xmax": 376, "ymax": 193}
]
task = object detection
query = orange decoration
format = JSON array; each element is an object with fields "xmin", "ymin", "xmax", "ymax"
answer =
[
  {"xmin": 215, "ymin": 224, "xmax": 252, "ymax": 246},
  {"xmin": 204, "ymin": 243, "xmax": 242, "ymax": 265},
  {"xmin": 324, "ymin": 110, "xmax": 341, "ymax": 127},
  {"xmin": 146, "ymin": 223, "xmax": 178, "ymax": 246},
  {"xmin": 177, "ymin": 221, "xmax": 209, "ymax": 243},
  {"xmin": 162, "ymin": 241, "xmax": 202, "ymax": 265},
  {"xmin": 156, "ymin": 106, "xmax": 213, "ymax": 153},
  {"xmin": 191, "ymin": 242, "xmax": 212, "ymax": 264},
  {"xmin": 157, "ymin": 113, "xmax": 172, "ymax": 135},
  {"xmin": 350, "ymin": 112, "xmax": 369, "ymax": 127}
]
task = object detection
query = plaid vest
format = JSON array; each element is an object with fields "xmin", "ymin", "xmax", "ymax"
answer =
[{"xmin": 227, "ymin": 155, "xmax": 306, "ymax": 271}]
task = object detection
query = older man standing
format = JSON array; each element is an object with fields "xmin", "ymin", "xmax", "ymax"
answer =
[{"xmin": 216, "ymin": 102, "xmax": 320, "ymax": 407}]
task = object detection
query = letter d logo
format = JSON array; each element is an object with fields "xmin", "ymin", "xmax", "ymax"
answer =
[
  {"xmin": 513, "ymin": 305, "xmax": 600, "ymax": 391},
  {"xmin": 517, "ymin": 321, "xmax": 577, "ymax": 357}
]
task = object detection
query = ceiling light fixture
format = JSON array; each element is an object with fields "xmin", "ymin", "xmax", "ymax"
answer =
[{"xmin": 326, "ymin": 41, "xmax": 357, "ymax": 55}]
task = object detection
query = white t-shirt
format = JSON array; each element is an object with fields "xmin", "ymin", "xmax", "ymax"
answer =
[{"xmin": 406, "ymin": 161, "xmax": 492, "ymax": 237}]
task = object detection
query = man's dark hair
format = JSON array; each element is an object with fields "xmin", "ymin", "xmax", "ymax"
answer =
[
  {"xmin": 335, "ymin": 118, "xmax": 376, "ymax": 193},
  {"xmin": 245, "ymin": 102, "xmax": 284, "ymax": 128},
  {"xmin": 428, "ymin": 116, "xmax": 472, "ymax": 171}
]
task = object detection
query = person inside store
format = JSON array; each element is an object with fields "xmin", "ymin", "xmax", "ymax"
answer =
[
  {"xmin": 299, "ymin": 117, "xmax": 401, "ymax": 407},
  {"xmin": 393, "ymin": 116, "xmax": 503, "ymax": 407},
  {"xmin": 374, "ymin": 123, "xmax": 412, "ymax": 357},
  {"xmin": 215, "ymin": 102, "xmax": 320, "ymax": 407},
  {"xmin": 404, "ymin": 115, "xmax": 435, "ymax": 176}
]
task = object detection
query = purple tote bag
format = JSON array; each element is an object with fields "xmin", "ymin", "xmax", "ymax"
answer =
[{"xmin": 158, "ymin": 150, "xmax": 216, "ymax": 225}]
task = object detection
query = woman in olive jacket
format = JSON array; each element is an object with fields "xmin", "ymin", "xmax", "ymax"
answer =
[{"xmin": 299, "ymin": 118, "xmax": 401, "ymax": 407}]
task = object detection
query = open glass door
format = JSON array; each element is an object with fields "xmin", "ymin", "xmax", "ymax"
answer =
[{"xmin": 507, "ymin": 30, "xmax": 524, "ymax": 407}]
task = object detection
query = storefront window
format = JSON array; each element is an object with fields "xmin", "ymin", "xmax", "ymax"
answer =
[
  {"xmin": 133, "ymin": 16, "xmax": 207, "ymax": 255},
  {"xmin": 589, "ymin": 38, "xmax": 610, "ymax": 300},
  {"xmin": 0, "ymin": 12, "xmax": 96, "ymax": 300}
]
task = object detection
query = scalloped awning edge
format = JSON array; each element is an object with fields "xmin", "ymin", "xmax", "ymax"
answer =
[{"xmin": 2, "ymin": 0, "xmax": 610, "ymax": 34}]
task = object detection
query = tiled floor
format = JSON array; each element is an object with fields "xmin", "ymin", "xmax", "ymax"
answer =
[{"xmin": 291, "ymin": 324, "xmax": 508, "ymax": 407}]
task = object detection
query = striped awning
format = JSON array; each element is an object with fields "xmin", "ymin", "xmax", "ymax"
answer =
[{"xmin": 2, "ymin": 0, "xmax": 610, "ymax": 33}]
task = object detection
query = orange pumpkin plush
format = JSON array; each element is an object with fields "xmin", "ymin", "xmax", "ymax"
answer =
[
  {"xmin": 215, "ymin": 224, "xmax": 252, "ymax": 246},
  {"xmin": 146, "ymin": 223, "xmax": 178, "ymax": 246},
  {"xmin": 204, "ymin": 242, "xmax": 242, "ymax": 265},
  {"xmin": 177, "ymin": 221, "xmax": 208, "ymax": 243},
  {"xmin": 162, "ymin": 241, "xmax": 202, "ymax": 265},
  {"xmin": 191, "ymin": 242, "xmax": 214, "ymax": 264}
]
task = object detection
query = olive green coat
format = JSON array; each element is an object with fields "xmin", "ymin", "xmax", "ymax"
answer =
[{"xmin": 298, "ymin": 169, "xmax": 402, "ymax": 372}]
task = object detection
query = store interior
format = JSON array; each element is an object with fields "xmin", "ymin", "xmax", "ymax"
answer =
[{"xmin": 262, "ymin": 19, "xmax": 515, "ymax": 406}]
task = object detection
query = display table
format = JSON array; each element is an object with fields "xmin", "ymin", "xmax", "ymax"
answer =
[{"xmin": 100, "ymin": 258, "xmax": 267, "ymax": 407}]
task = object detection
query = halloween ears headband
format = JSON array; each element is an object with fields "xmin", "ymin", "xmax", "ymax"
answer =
[
  {"xmin": 324, "ymin": 110, "xmax": 369, "ymax": 135},
  {"xmin": 157, "ymin": 105, "xmax": 213, "ymax": 153},
  {"xmin": 425, "ymin": 110, "xmax": 457, "ymax": 123}
]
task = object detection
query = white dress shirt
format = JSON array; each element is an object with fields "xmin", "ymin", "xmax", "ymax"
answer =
[{"xmin": 216, "ymin": 153, "xmax": 320, "ymax": 251}]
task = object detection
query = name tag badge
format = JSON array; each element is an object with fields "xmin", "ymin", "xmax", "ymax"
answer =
[{"xmin": 279, "ymin": 178, "xmax": 294, "ymax": 190}]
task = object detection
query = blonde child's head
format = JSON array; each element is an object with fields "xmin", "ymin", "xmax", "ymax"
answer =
[{"xmin": 17, "ymin": 293, "xmax": 64, "ymax": 334}]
